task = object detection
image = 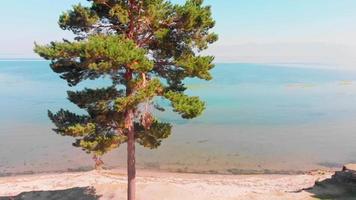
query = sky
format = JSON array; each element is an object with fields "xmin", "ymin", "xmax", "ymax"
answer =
[{"xmin": 1, "ymin": 0, "xmax": 356, "ymax": 67}]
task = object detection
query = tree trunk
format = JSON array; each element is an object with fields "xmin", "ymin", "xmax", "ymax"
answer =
[
  {"xmin": 127, "ymin": 110, "xmax": 136, "ymax": 200},
  {"xmin": 93, "ymin": 155, "xmax": 104, "ymax": 170}
]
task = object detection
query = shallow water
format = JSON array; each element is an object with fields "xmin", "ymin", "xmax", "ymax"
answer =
[{"xmin": 1, "ymin": 61, "xmax": 356, "ymax": 174}]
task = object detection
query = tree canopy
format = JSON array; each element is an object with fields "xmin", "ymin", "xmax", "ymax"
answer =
[{"xmin": 34, "ymin": 0, "xmax": 217, "ymax": 160}]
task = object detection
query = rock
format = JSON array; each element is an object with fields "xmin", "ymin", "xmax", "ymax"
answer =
[
  {"xmin": 342, "ymin": 164, "xmax": 356, "ymax": 182},
  {"xmin": 343, "ymin": 164, "xmax": 356, "ymax": 172},
  {"xmin": 331, "ymin": 164, "xmax": 356, "ymax": 185},
  {"xmin": 309, "ymin": 164, "xmax": 356, "ymax": 197}
]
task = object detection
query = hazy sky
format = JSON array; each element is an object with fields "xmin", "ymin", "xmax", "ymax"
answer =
[{"xmin": 1, "ymin": 0, "xmax": 356, "ymax": 67}]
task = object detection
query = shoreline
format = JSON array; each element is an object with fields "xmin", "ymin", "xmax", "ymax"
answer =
[
  {"xmin": 0, "ymin": 165, "xmax": 334, "ymax": 178},
  {"xmin": 0, "ymin": 168, "xmax": 334, "ymax": 200}
]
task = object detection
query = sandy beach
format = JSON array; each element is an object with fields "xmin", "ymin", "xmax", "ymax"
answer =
[{"xmin": 0, "ymin": 169, "xmax": 339, "ymax": 200}]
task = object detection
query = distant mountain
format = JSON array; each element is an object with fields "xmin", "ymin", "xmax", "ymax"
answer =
[{"xmin": 205, "ymin": 43, "xmax": 356, "ymax": 69}]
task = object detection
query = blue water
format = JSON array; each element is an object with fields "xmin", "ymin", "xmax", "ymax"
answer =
[
  {"xmin": 164, "ymin": 63, "xmax": 356, "ymax": 126},
  {"xmin": 1, "ymin": 61, "xmax": 356, "ymax": 174}
]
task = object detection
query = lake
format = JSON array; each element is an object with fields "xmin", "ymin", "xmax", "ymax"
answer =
[{"xmin": 1, "ymin": 60, "xmax": 356, "ymax": 175}]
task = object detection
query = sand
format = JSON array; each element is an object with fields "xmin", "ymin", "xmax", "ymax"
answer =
[{"xmin": 0, "ymin": 169, "xmax": 334, "ymax": 200}]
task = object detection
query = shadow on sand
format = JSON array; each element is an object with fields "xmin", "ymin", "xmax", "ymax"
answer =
[
  {"xmin": 305, "ymin": 175, "xmax": 356, "ymax": 199},
  {"xmin": 0, "ymin": 187, "xmax": 101, "ymax": 200}
]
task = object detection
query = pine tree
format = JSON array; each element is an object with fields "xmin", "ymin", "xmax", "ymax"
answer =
[{"xmin": 34, "ymin": 0, "xmax": 217, "ymax": 199}]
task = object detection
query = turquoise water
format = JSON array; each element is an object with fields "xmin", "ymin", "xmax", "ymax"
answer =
[{"xmin": 1, "ymin": 61, "xmax": 356, "ymax": 174}]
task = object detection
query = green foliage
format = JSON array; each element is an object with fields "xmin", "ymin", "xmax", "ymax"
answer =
[
  {"xmin": 48, "ymin": 109, "xmax": 127, "ymax": 155},
  {"xmin": 59, "ymin": 4, "xmax": 99, "ymax": 35},
  {"xmin": 65, "ymin": 123, "xmax": 96, "ymax": 137},
  {"xmin": 35, "ymin": 0, "xmax": 217, "ymax": 158},
  {"xmin": 114, "ymin": 79, "xmax": 163, "ymax": 112},
  {"xmin": 135, "ymin": 120, "xmax": 172, "ymax": 149},
  {"xmin": 109, "ymin": 4, "xmax": 130, "ymax": 24},
  {"xmin": 34, "ymin": 35, "xmax": 154, "ymax": 74},
  {"xmin": 67, "ymin": 86, "xmax": 123, "ymax": 109},
  {"xmin": 176, "ymin": 54, "xmax": 214, "ymax": 80},
  {"xmin": 74, "ymin": 134, "xmax": 126, "ymax": 156},
  {"xmin": 48, "ymin": 109, "xmax": 90, "ymax": 136},
  {"xmin": 164, "ymin": 91, "xmax": 205, "ymax": 119}
]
